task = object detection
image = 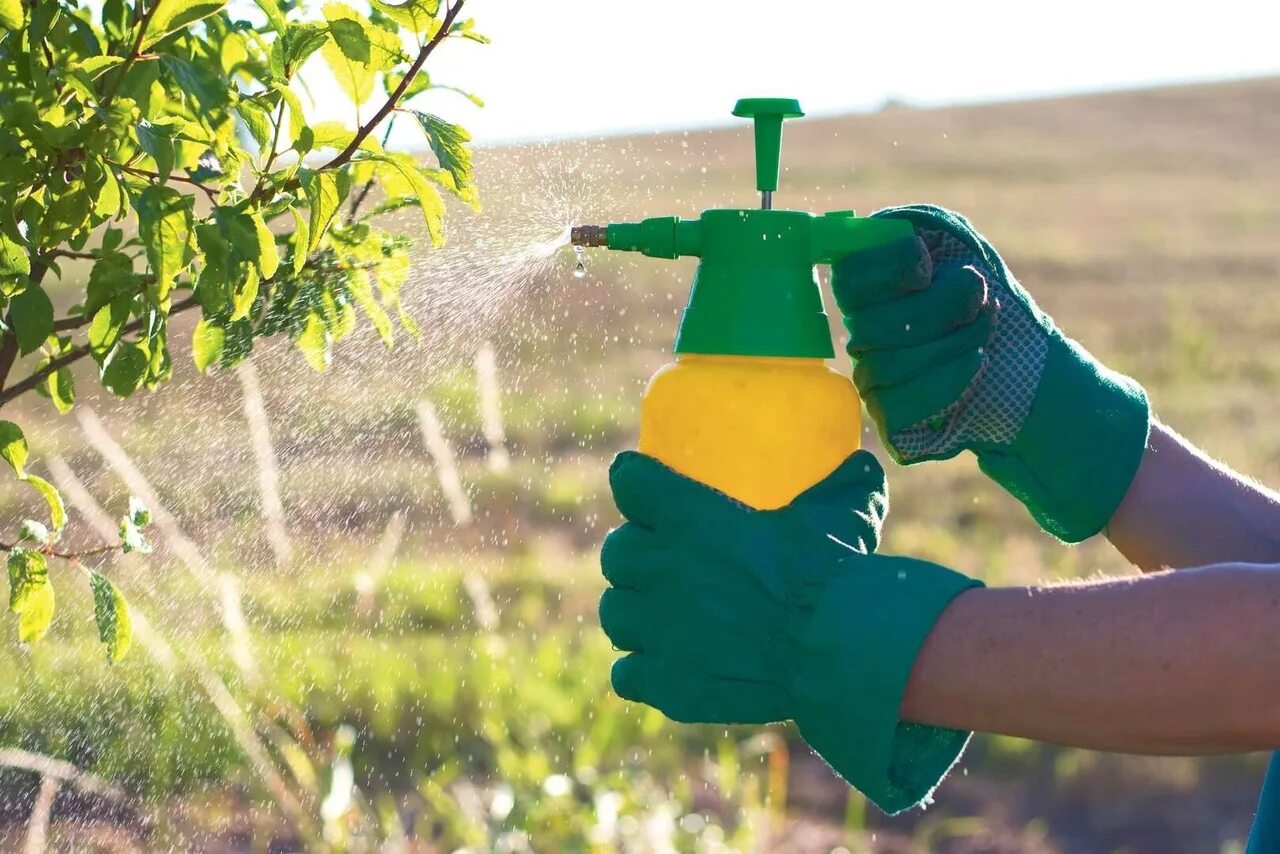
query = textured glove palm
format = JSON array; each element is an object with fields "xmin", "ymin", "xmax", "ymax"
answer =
[
  {"xmin": 832, "ymin": 205, "xmax": 1151, "ymax": 542},
  {"xmin": 600, "ymin": 449, "xmax": 982, "ymax": 813}
]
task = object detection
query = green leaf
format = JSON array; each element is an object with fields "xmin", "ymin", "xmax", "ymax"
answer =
[
  {"xmin": 410, "ymin": 111, "xmax": 475, "ymax": 196},
  {"xmin": 230, "ymin": 265, "xmax": 259, "ymax": 322},
  {"xmin": 300, "ymin": 168, "xmax": 351, "ymax": 252},
  {"xmin": 321, "ymin": 3, "xmax": 403, "ymax": 103},
  {"xmin": 140, "ymin": 0, "xmax": 229, "ymax": 51},
  {"xmin": 451, "ymin": 18, "xmax": 489, "ymax": 43},
  {"xmin": 270, "ymin": 22, "xmax": 330, "ymax": 79},
  {"xmin": 134, "ymin": 186, "xmax": 194, "ymax": 301},
  {"xmin": 101, "ymin": 342, "xmax": 148, "ymax": 397},
  {"xmin": 0, "ymin": 421, "xmax": 27, "ymax": 477},
  {"xmin": 254, "ymin": 0, "xmax": 287, "ymax": 32},
  {"xmin": 236, "ymin": 100, "xmax": 273, "ymax": 150},
  {"xmin": 371, "ymin": 0, "xmax": 439, "ymax": 34},
  {"xmin": 383, "ymin": 68, "xmax": 431, "ymax": 99},
  {"xmin": 128, "ymin": 496, "xmax": 151, "ymax": 527},
  {"xmin": 8, "ymin": 549, "xmax": 53, "ymax": 643},
  {"xmin": 24, "ymin": 474, "xmax": 65, "ymax": 533},
  {"xmin": 366, "ymin": 153, "xmax": 445, "ymax": 247},
  {"xmin": 310, "ymin": 121, "xmax": 355, "ymax": 152},
  {"xmin": 10, "ymin": 285, "xmax": 53, "ymax": 355},
  {"xmin": 18, "ymin": 519, "xmax": 49, "ymax": 544},
  {"xmin": 250, "ymin": 210, "xmax": 279, "ymax": 280},
  {"xmin": 70, "ymin": 55, "xmax": 126, "ymax": 79},
  {"xmin": 119, "ymin": 516, "xmax": 149, "ymax": 553},
  {"xmin": 0, "ymin": 230, "xmax": 29, "ymax": 278},
  {"xmin": 347, "ymin": 268, "xmax": 393, "ymax": 346},
  {"xmin": 295, "ymin": 312, "xmax": 331, "ymax": 372},
  {"xmin": 192, "ymin": 318, "xmax": 225, "ymax": 371},
  {"xmin": 89, "ymin": 296, "xmax": 132, "ymax": 356},
  {"xmin": 0, "ymin": 0, "xmax": 23, "ymax": 30},
  {"xmin": 47, "ymin": 366, "xmax": 75, "ymax": 414},
  {"xmin": 135, "ymin": 120, "xmax": 176, "ymax": 182},
  {"xmin": 160, "ymin": 56, "xmax": 227, "ymax": 113},
  {"xmin": 90, "ymin": 571, "xmax": 132, "ymax": 663},
  {"xmin": 290, "ymin": 208, "xmax": 310, "ymax": 274}
]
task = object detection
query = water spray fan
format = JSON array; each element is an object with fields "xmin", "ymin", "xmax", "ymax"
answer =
[{"xmin": 573, "ymin": 99, "xmax": 913, "ymax": 509}]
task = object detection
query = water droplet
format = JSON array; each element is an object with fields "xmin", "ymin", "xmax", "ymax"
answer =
[{"xmin": 572, "ymin": 245, "xmax": 587, "ymax": 279}]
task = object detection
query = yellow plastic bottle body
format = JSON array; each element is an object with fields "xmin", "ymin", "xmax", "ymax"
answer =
[{"xmin": 637, "ymin": 354, "xmax": 862, "ymax": 510}]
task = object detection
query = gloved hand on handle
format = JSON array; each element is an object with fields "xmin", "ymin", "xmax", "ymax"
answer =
[
  {"xmin": 599, "ymin": 449, "xmax": 982, "ymax": 814},
  {"xmin": 831, "ymin": 204, "xmax": 1151, "ymax": 543}
]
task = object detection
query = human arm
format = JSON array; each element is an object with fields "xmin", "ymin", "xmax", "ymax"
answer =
[
  {"xmin": 901, "ymin": 564, "xmax": 1280, "ymax": 754},
  {"xmin": 1108, "ymin": 421, "xmax": 1280, "ymax": 569}
]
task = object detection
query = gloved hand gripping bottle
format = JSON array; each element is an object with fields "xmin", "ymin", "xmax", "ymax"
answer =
[{"xmin": 573, "ymin": 99, "xmax": 912, "ymax": 509}]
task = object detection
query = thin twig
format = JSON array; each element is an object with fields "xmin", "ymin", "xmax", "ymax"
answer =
[
  {"xmin": 97, "ymin": 2, "xmax": 160, "ymax": 115},
  {"xmin": 110, "ymin": 161, "xmax": 219, "ymax": 202},
  {"xmin": 344, "ymin": 115, "xmax": 399, "ymax": 224},
  {"xmin": 0, "ymin": 540, "xmax": 123, "ymax": 562},
  {"xmin": 0, "ymin": 295, "xmax": 200, "ymax": 410},
  {"xmin": 321, "ymin": 0, "xmax": 467, "ymax": 171}
]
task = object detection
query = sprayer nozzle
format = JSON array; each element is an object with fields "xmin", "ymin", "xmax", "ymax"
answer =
[{"xmin": 570, "ymin": 225, "xmax": 608, "ymax": 247}]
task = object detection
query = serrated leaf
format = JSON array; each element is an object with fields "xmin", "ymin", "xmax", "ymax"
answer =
[
  {"xmin": 18, "ymin": 519, "xmax": 49, "ymax": 544},
  {"xmin": 270, "ymin": 21, "xmax": 330, "ymax": 79},
  {"xmin": 192, "ymin": 318, "xmax": 225, "ymax": 372},
  {"xmin": 119, "ymin": 516, "xmax": 150, "ymax": 554},
  {"xmin": 135, "ymin": 120, "xmax": 176, "ymax": 182},
  {"xmin": 366, "ymin": 153, "xmax": 445, "ymax": 247},
  {"xmin": 89, "ymin": 296, "xmax": 132, "ymax": 356},
  {"xmin": 310, "ymin": 121, "xmax": 355, "ymax": 152},
  {"xmin": 0, "ymin": 0, "xmax": 23, "ymax": 30},
  {"xmin": 8, "ymin": 549, "xmax": 53, "ymax": 643},
  {"xmin": 90, "ymin": 571, "xmax": 132, "ymax": 663},
  {"xmin": 101, "ymin": 342, "xmax": 148, "ymax": 397},
  {"xmin": 321, "ymin": 3, "xmax": 403, "ymax": 103},
  {"xmin": 451, "ymin": 18, "xmax": 489, "ymax": 43},
  {"xmin": 0, "ymin": 421, "xmax": 27, "ymax": 477},
  {"xmin": 10, "ymin": 284, "xmax": 53, "ymax": 355},
  {"xmin": 24, "ymin": 474, "xmax": 65, "ymax": 533},
  {"xmin": 230, "ymin": 264, "xmax": 259, "ymax": 322},
  {"xmin": 295, "ymin": 312, "xmax": 330, "ymax": 372},
  {"xmin": 140, "ymin": 0, "xmax": 228, "ymax": 51},
  {"xmin": 290, "ymin": 208, "xmax": 310, "ymax": 274},
  {"xmin": 160, "ymin": 55, "xmax": 226, "ymax": 112},
  {"xmin": 70, "ymin": 55, "xmax": 125, "ymax": 79},
  {"xmin": 0, "ymin": 230, "xmax": 29, "ymax": 277},
  {"xmin": 249, "ymin": 210, "xmax": 279, "ymax": 280},
  {"xmin": 347, "ymin": 268, "xmax": 393, "ymax": 346},
  {"xmin": 383, "ymin": 68, "xmax": 431, "ymax": 100},
  {"xmin": 236, "ymin": 100, "xmax": 273, "ymax": 150},
  {"xmin": 94, "ymin": 166, "xmax": 122, "ymax": 218},
  {"xmin": 409, "ymin": 111, "xmax": 475, "ymax": 197},
  {"xmin": 274, "ymin": 84, "xmax": 307, "ymax": 149},
  {"xmin": 47, "ymin": 367, "xmax": 74, "ymax": 414},
  {"xmin": 128, "ymin": 496, "xmax": 150, "ymax": 527},
  {"xmin": 254, "ymin": 0, "xmax": 287, "ymax": 32},
  {"xmin": 371, "ymin": 0, "xmax": 439, "ymax": 34},
  {"xmin": 134, "ymin": 186, "xmax": 193, "ymax": 300},
  {"xmin": 300, "ymin": 168, "xmax": 351, "ymax": 252}
]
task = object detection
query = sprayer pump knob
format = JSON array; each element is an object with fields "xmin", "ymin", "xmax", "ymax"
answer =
[{"xmin": 732, "ymin": 98, "xmax": 805, "ymax": 199}]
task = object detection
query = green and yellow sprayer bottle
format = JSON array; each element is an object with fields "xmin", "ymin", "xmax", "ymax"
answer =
[{"xmin": 571, "ymin": 99, "xmax": 912, "ymax": 509}]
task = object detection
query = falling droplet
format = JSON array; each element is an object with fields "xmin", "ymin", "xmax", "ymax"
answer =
[{"xmin": 572, "ymin": 245, "xmax": 587, "ymax": 279}]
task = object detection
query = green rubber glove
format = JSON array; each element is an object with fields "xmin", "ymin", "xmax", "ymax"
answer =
[
  {"xmin": 830, "ymin": 204, "xmax": 1151, "ymax": 543},
  {"xmin": 599, "ymin": 449, "xmax": 983, "ymax": 814}
]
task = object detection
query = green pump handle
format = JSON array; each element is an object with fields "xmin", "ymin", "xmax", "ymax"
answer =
[
  {"xmin": 731, "ymin": 97, "xmax": 804, "ymax": 208},
  {"xmin": 570, "ymin": 98, "xmax": 914, "ymax": 358}
]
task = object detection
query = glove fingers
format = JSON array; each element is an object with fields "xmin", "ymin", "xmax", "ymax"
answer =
[
  {"xmin": 611, "ymin": 652, "xmax": 648, "ymax": 704},
  {"xmin": 867, "ymin": 348, "xmax": 987, "ymax": 436},
  {"xmin": 853, "ymin": 306, "xmax": 993, "ymax": 393},
  {"xmin": 845, "ymin": 263, "xmax": 989, "ymax": 354},
  {"xmin": 600, "ymin": 523, "xmax": 670, "ymax": 590},
  {"xmin": 598, "ymin": 586, "xmax": 647, "ymax": 652},
  {"xmin": 831, "ymin": 234, "xmax": 931, "ymax": 312},
  {"xmin": 610, "ymin": 451, "xmax": 747, "ymax": 534}
]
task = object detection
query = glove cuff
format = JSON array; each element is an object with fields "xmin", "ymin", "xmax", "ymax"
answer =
[
  {"xmin": 977, "ymin": 332, "xmax": 1151, "ymax": 543},
  {"xmin": 790, "ymin": 557, "xmax": 983, "ymax": 814}
]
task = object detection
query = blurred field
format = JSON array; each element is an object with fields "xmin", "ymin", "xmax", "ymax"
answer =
[{"xmin": 3, "ymin": 76, "xmax": 1280, "ymax": 851}]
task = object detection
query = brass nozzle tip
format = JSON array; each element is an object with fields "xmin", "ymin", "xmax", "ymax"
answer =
[{"xmin": 570, "ymin": 225, "xmax": 608, "ymax": 247}]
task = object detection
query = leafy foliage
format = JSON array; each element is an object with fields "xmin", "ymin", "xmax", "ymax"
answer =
[{"xmin": 0, "ymin": 0, "xmax": 484, "ymax": 658}]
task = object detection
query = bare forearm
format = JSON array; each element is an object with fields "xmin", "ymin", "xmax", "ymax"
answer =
[
  {"xmin": 900, "ymin": 565, "xmax": 1280, "ymax": 753},
  {"xmin": 1108, "ymin": 421, "xmax": 1280, "ymax": 569}
]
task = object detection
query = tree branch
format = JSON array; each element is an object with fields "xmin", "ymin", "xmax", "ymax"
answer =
[
  {"xmin": 344, "ymin": 115, "xmax": 399, "ymax": 224},
  {"xmin": 110, "ymin": 161, "xmax": 219, "ymax": 203},
  {"xmin": 0, "ymin": 295, "xmax": 201, "ymax": 410},
  {"xmin": 321, "ymin": 0, "xmax": 466, "ymax": 172},
  {"xmin": 98, "ymin": 1, "xmax": 160, "ymax": 115},
  {"xmin": 0, "ymin": 540, "xmax": 124, "ymax": 563}
]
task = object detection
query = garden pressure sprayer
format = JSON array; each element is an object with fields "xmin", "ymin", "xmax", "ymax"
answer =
[{"xmin": 571, "ymin": 99, "xmax": 912, "ymax": 509}]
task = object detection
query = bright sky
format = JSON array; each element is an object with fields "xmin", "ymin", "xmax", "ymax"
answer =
[{"xmin": 387, "ymin": 0, "xmax": 1280, "ymax": 146}]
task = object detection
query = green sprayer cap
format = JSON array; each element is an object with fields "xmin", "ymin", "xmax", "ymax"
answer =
[{"xmin": 570, "ymin": 99, "xmax": 912, "ymax": 358}]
